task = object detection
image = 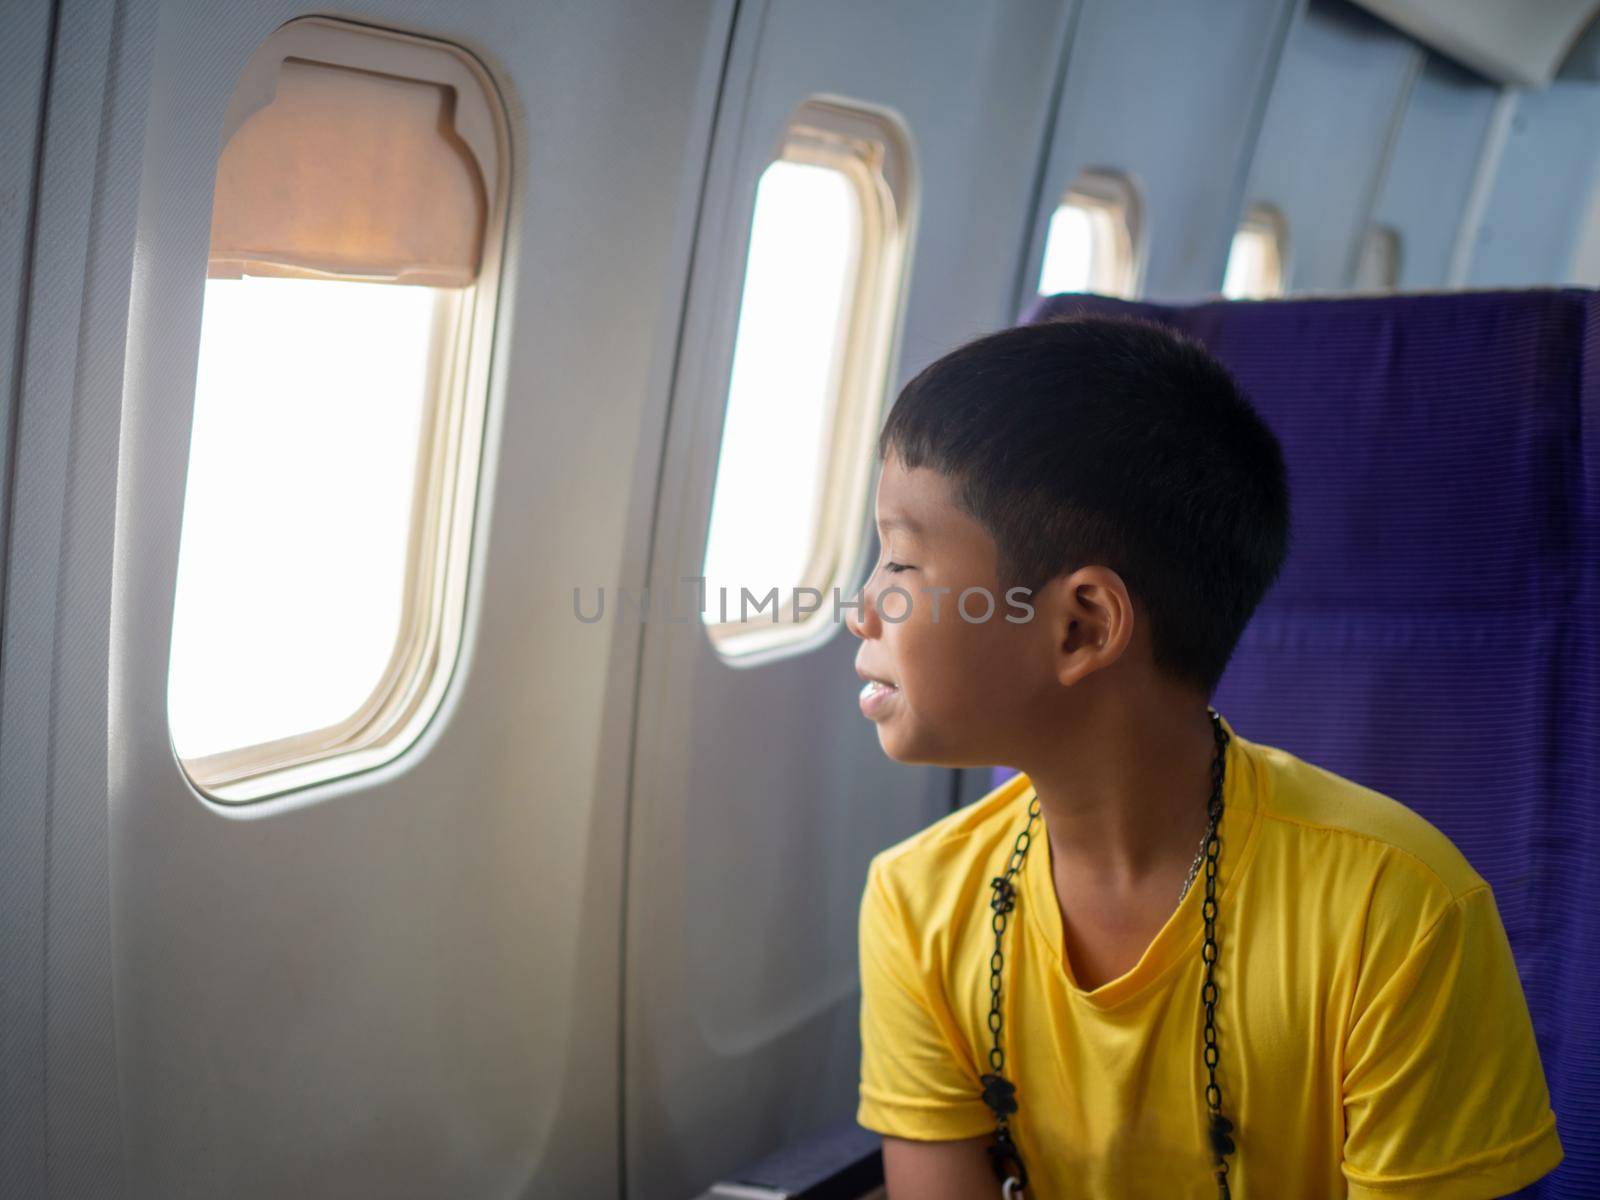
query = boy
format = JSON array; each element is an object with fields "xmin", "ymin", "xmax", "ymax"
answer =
[{"xmin": 847, "ymin": 317, "xmax": 1562, "ymax": 1199}]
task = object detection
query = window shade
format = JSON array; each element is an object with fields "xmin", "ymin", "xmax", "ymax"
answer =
[{"xmin": 208, "ymin": 58, "xmax": 487, "ymax": 286}]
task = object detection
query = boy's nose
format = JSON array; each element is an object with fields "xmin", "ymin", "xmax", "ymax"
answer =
[{"xmin": 845, "ymin": 578, "xmax": 879, "ymax": 640}]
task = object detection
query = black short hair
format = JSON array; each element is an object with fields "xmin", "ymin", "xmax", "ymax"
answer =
[{"xmin": 878, "ymin": 315, "xmax": 1291, "ymax": 699}]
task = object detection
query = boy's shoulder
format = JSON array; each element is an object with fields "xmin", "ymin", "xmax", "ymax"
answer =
[
  {"xmin": 872, "ymin": 773, "xmax": 1031, "ymax": 866},
  {"xmin": 1247, "ymin": 734, "xmax": 1489, "ymax": 904},
  {"xmin": 866, "ymin": 772, "xmax": 1035, "ymax": 927}
]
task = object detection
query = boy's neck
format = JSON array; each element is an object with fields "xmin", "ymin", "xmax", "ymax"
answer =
[{"xmin": 1019, "ymin": 700, "xmax": 1221, "ymax": 895}]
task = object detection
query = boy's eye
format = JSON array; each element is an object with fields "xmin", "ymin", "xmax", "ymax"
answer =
[{"xmin": 884, "ymin": 561, "xmax": 913, "ymax": 574}]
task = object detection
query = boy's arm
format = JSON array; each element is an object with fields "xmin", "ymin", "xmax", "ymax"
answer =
[
  {"xmin": 857, "ymin": 856, "xmax": 998, "ymax": 1196},
  {"xmin": 1340, "ymin": 883, "xmax": 1563, "ymax": 1199},
  {"xmin": 881, "ymin": 1133, "xmax": 997, "ymax": 1200}
]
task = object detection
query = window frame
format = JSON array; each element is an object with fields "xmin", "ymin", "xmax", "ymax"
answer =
[
  {"xmin": 701, "ymin": 96, "xmax": 917, "ymax": 664},
  {"xmin": 170, "ymin": 16, "xmax": 511, "ymax": 804}
]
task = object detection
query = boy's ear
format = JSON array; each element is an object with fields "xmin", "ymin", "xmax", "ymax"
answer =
[{"xmin": 1047, "ymin": 567, "xmax": 1135, "ymax": 688}]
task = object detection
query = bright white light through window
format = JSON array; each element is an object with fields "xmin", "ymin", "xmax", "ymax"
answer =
[
  {"xmin": 168, "ymin": 275, "xmax": 437, "ymax": 760},
  {"xmin": 701, "ymin": 161, "xmax": 860, "ymax": 615},
  {"xmin": 1038, "ymin": 204, "xmax": 1095, "ymax": 295},
  {"xmin": 1223, "ymin": 209, "xmax": 1286, "ymax": 299}
]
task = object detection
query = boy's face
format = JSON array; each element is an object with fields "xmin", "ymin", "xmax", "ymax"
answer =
[{"xmin": 848, "ymin": 453, "xmax": 1061, "ymax": 766}]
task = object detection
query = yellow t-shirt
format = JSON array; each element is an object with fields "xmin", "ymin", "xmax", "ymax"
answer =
[{"xmin": 857, "ymin": 712, "xmax": 1562, "ymax": 1198}]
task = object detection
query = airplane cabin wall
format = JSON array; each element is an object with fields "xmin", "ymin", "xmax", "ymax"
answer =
[
  {"xmin": 1370, "ymin": 57, "xmax": 1506, "ymax": 289},
  {"xmin": 1021, "ymin": 0, "xmax": 1303, "ymax": 304},
  {"xmin": 1467, "ymin": 82, "xmax": 1600, "ymax": 285},
  {"xmin": 1239, "ymin": 0, "xmax": 1425, "ymax": 293},
  {"xmin": 7, "ymin": 0, "xmax": 738, "ymax": 1196},
  {"xmin": 2, "ymin": 3, "xmax": 152, "ymax": 1196},
  {"xmin": 0, "ymin": 3, "xmax": 53, "ymax": 620},
  {"xmin": 1015, "ymin": 0, "xmax": 1600, "ymax": 307}
]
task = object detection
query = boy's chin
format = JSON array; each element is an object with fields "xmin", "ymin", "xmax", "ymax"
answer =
[{"xmin": 876, "ymin": 727, "xmax": 981, "ymax": 769}]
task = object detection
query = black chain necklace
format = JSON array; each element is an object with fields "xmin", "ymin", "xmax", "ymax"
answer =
[{"xmin": 980, "ymin": 708, "xmax": 1236, "ymax": 1199}]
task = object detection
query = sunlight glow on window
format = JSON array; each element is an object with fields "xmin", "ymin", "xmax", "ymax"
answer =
[
  {"xmin": 1038, "ymin": 205, "xmax": 1095, "ymax": 295},
  {"xmin": 701, "ymin": 161, "xmax": 860, "ymax": 615},
  {"xmin": 167, "ymin": 276, "xmax": 437, "ymax": 760},
  {"xmin": 1223, "ymin": 209, "xmax": 1285, "ymax": 299},
  {"xmin": 1037, "ymin": 182, "xmax": 1137, "ymax": 298}
]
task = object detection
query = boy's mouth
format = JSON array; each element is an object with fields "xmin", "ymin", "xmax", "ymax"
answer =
[{"xmin": 856, "ymin": 668, "xmax": 900, "ymax": 717}]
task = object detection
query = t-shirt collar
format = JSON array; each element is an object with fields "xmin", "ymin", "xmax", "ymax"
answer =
[{"xmin": 1019, "ymin": 710, "xmax": 1263, "ymax": 1010}]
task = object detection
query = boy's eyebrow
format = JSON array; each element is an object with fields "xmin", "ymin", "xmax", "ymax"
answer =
[{"xmin": 878, "ymin": 513, "xmax": 923, "ymax": 535}]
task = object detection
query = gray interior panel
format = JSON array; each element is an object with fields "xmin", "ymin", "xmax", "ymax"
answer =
[
  {"xmin": 1352, "ymin": 0, "xmax": 1600, "ymax": 86},
  {"xmin": 1466, "ymin": 81, "xmax": 1600, "ymax": 285},
  {"xmin": 0, "ymin": 0, "xmax": 54, "ymax": 626},
  {"xmin": 1245, "ymin": 0, "xmax": 1423, "ymax": 292},
  {"xmin": 1, "ymin": 1, "xmax": 145, "ymax": 1195},
  {"xmin": 1022, "ymin": 0, "xmax": 1302, "ymax": 304},
  {"xmin": 1369, "ymin": 55, "xmax": 1504, "ymax": 289}
]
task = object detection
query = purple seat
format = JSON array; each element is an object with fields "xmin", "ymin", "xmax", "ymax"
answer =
[{"xmin": 988, "ymin": 290, "xmax": 1600, "ymax": 1198}]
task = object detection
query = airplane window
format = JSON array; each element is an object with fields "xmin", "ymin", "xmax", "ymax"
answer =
[
  {"xmin": 1223, "ymin": 204, "xmax": 1287, "ymax": 299},
  {"xmin": 167, "ymin": 17, "xmax": 508, "ymax": 803},
  {"xmin": 702, "ymin": 98, "xmax": 915, "ymax": 660},
  {"xmin": 1037, "ymin": 172, "xmax": 1140, "ymax": 298},
  {"xmin": 1354, "ymin": 224, "xmax": 1402, "ymax": 292}
]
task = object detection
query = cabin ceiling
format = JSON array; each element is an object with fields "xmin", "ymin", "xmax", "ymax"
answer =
[{"xmin": 1351, "ymin": 0, "xmax": 1600, "ymax": 86}]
